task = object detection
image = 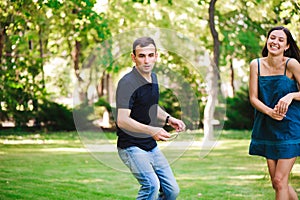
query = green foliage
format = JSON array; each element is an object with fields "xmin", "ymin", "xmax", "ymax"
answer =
[
  {"xmin": 159, "ymin": 88, "xmax": 181, "ymax": 130},
  {"xmin": 37, "ymin": 100, "xmax": 75, "ymax": 131},
  {"xmin": 1, "ymin": 0, "xmax": 300, "ymax": 133},
  {"xmin": 94, "ymin": 97, "xmax": 112, "ymax": 112},
  {"xmin": 73, "ymin": 98, "xmax": 113, "ymax": 131},
  {"xmin": 0, "ymin": 0, "xmax": 111, "ymax": 129},
  {"xmin": 224, "ymin": 87, "xmax": 254, "ymax": 130},
  {"xmin": 156, "ymin": 50, "xmax": 204, "ymax": 130},
  {"xmin": 218, "ymin": 1, "xmax": 265, "ymax": 67},
  {"xmin": 73, "ymin": 103, "xmax": 95, "ymax": 131}
]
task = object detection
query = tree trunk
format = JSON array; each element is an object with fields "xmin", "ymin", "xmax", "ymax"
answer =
[
  {"xmin": 0, "ymin": 27, "xmax": 5, "ymax": 63},
  {"xmin": 96, "ymin": 71, "xmax": 114, "ymax": 128},
  {"xmin": 72, "ymin": 40, "xmax": 85, "ymax": 102},
  {"xmin": 203, "ymin": 0, "xmax": 220, "ymax": 142},
  {"xmin": 73, "ymin": 40, "xmax": 82, "ymax": 81},
  {"xmin": 229, "ymin": 56, "xmax": 235, "ymax": 96},
  {"xmin": 38, "ymin": 26, "xmax": 45, "ymax": 89}
]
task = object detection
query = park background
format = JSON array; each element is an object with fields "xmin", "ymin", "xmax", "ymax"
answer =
[{"xmin": 1, "ymin": 0, "xmax": 300, "ymax": 199}]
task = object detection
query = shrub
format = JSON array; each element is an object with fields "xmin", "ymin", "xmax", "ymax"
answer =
[
  {"xmin": 224, "ymin": 87, "xmax": 254, "ymax": 130},
  {"xmin": 73, "ymin": 98, "xmax": 115, "ymax": 131},
  {"xmin": 37, "ymin": 100, "xmax": 75, "ymax": 131}
]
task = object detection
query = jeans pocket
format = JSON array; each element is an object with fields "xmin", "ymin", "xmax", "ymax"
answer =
[{"xmin": 117, "ymin": 148, "xmax": 130, "ymax": 167}]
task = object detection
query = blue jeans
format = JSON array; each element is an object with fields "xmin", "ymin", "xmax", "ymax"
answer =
[{"xmin": 118, "ymin": 146, "xmax": 179, "ymax": 200}]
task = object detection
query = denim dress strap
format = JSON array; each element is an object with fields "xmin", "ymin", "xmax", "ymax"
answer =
[
  {"xmin": 284, "ymin": 58, "xmax": 292, "ymax": 76},
  {"xmin": 257, "ymin": 58, "xmax": 260, "ymax": 76}
]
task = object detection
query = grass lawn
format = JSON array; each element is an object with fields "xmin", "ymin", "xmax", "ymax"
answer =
[{"xmin": 0, "ymin": 130, "xmax": 300, "ymax": 200}]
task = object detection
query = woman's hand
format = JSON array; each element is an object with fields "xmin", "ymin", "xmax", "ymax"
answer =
[
  {"xmin": 274, "ymin": 93, "xmax": 295, "ymax": 116},
  {"xmin": 268, "ymin": 108, "xmax": 285, "ymax": 121}
]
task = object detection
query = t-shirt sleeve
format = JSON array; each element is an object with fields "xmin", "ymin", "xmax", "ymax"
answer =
[{"xmin": 116, "ymin": 78, "xmax": 135, "ymax": 109}]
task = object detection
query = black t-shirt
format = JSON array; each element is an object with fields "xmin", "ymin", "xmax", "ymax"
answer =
[{"xmin": 116, "ymin": 67, "xmax": 159, "ymax": 151}]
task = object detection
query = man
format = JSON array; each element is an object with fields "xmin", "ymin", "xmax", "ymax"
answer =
[{"xmin": 116, "ymin": 37, "xmax": 186, "ymax": 200}]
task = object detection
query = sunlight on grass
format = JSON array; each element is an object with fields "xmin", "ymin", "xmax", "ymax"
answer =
[
  {"xmin": 293, "ymin": 163, "xmax": 300, "ymax": 173},
  {"xmin": 228, "ymin": 174, "xmax": 266, "ymax": 181},
  {"xmin": 1, "ymin": 139, "xmax": 71, "ymax": 145},
  {"xmin": 75, "ymin": 179, "xmax": 105, "ymax": 183},
  {"xmin": 40, "ymin": 147, "xmax": 87, "ymax": 152}
]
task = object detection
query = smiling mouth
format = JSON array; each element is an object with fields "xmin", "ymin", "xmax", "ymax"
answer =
[{"xmin": 270, "ymin": 44, "xmax": 279, "ymax": 50}]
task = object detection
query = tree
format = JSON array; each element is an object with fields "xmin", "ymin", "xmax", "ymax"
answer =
[
  {"xmin": 0, "ymin": 0, "xmax": 49, "ymax": 125},
  {"xmin": 0, "ymin": 0, "xmax": 110, "ymax": 129},
  {"xmin": 202, "ymin": 0, "xmax": 220, "ymax": 141},
  {"xmin": 1, "ymin": 0, "xmax": 299, "ymax": 131}
]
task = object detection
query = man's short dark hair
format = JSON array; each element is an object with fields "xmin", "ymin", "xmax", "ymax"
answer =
[{"xmin": 133, "ymin": 37, "xmax": 156, "ymax": 55}]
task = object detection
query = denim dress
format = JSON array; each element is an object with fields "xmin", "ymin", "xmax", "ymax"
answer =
[{"xmin": 249, "ymin": 58, "xmax": 300, "ymax": 159}]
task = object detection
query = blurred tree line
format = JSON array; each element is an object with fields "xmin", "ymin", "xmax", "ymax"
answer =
[{"xmin": 0, "ymin": 0, "xmax": 299, "ymax": 131}]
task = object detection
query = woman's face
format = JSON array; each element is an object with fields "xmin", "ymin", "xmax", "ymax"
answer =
[{"xmin": 266, "ymin": 30, "xmax": 289, "ymax": 56}]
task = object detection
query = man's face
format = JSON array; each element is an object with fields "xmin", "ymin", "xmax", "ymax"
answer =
[{"xmin": 131, "ymin": 44, "xmax": 157, "ymax": 75}]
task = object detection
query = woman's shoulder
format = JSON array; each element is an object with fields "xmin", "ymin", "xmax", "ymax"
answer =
[
  {"xmin": 249, "ymin": 57, "xmax": 263, "ymax": 69},
  {"xmin": 286, "ymin": 57, "xmax": 299, "ymax": 64},
  {"xmin": 286, "ymin": 57, "xmax": 300, "ymax": 71}
]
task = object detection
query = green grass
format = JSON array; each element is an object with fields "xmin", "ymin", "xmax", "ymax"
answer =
[{"xmin": 0, "ymin": 130, "xmax": 300, "ymax": 200}]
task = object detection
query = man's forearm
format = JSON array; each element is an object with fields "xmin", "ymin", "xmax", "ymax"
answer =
[
  {"xmin": 117, "ymin": 116, "xmax": 153, "ymax": 135},
  {"xmin": 157, "ymin": 106, "xmax": 169, "ymax": 123}
]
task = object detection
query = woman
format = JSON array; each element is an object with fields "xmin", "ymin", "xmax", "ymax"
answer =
[{"xmin": 249, "ymin": 26, "xmax": 300, "ymax": 200}]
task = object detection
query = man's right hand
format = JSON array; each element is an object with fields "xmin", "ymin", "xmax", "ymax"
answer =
[{"xmin": 150, "ymin": 127, "xmax": 171, "ymax": 141}]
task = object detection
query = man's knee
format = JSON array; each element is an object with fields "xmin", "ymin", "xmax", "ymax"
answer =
[
  {"xmin": 172, "ymin": 183, "xmax": 180, "ymax": 197},
  {"xmin": 162, "ymin": 183, "xmax": 180, "ymax": 199},
  {"xmin": 142, "ymin": 177, "xmax": 160, "ymax": 194}
]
